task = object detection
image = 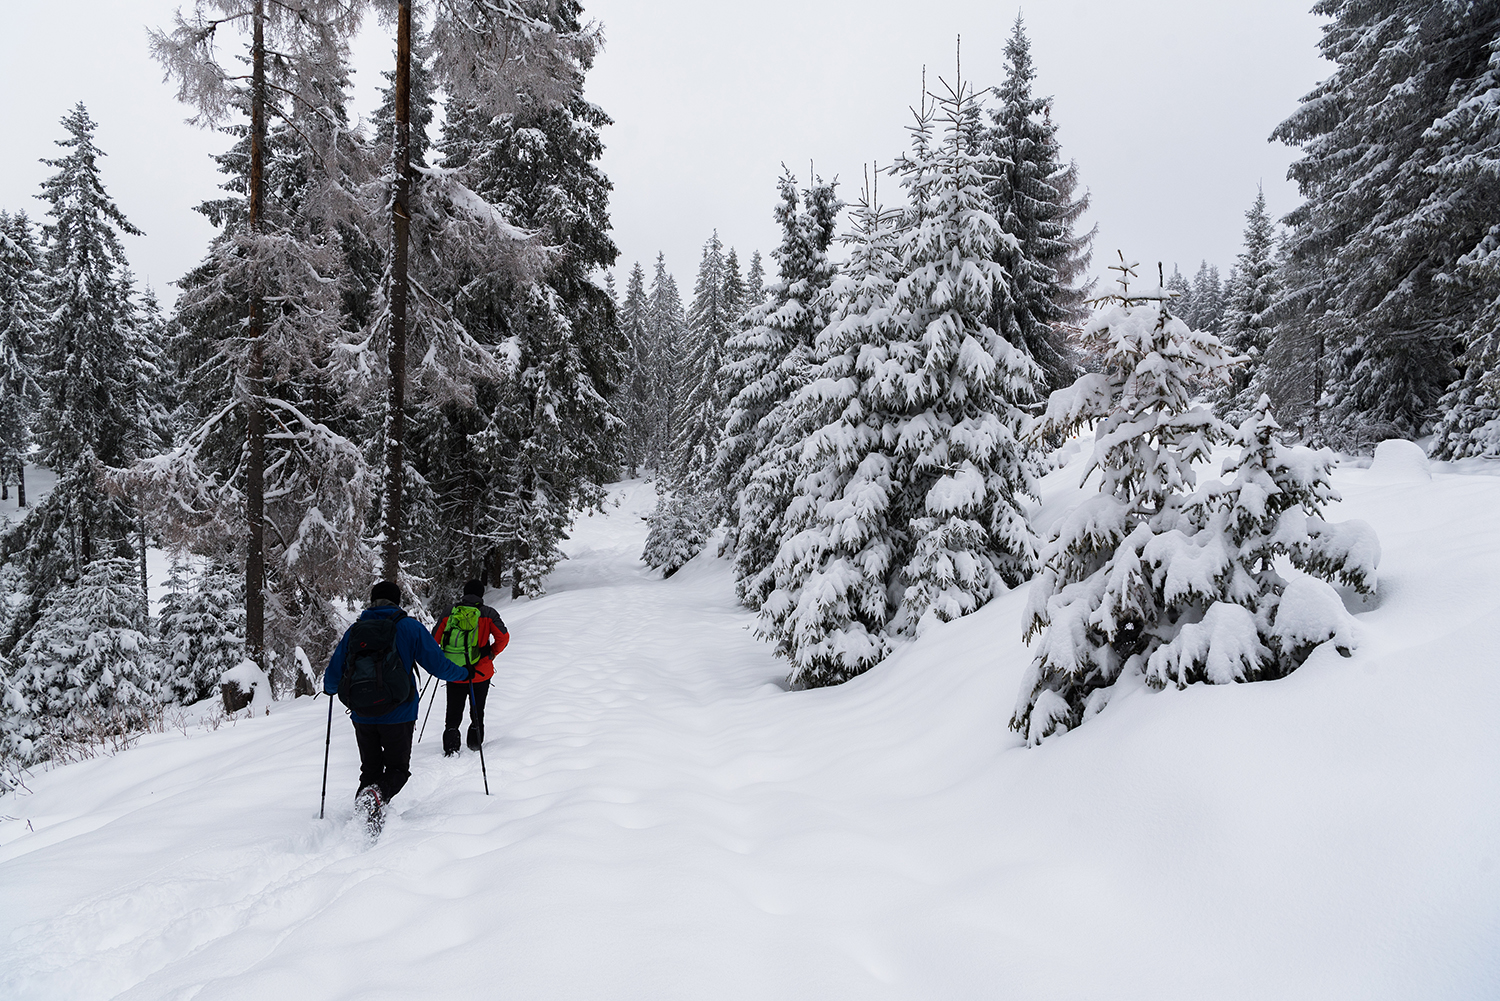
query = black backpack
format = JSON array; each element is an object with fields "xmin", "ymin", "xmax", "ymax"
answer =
[{"xmin": 337, "ymin": 611, "xmax": 411, "ymax": 716}]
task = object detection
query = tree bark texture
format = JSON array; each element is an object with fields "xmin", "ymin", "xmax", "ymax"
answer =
[
  {"xmin": 245, "ymin": 0, "xmax": 268, "ymax": 671},
  {"xmin": 381, "ymin": 1, "xmax": 412, "ymax": 583}
]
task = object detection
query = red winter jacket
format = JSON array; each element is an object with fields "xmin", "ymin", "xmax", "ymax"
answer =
[{"xmin": 432, "ymin": 599, "xmax": 509, "ymax": 684}]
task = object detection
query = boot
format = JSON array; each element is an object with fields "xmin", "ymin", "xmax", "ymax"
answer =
[
  {"xmin": 355, "ymin": 784, "xmax": 385, "ymax": 839},
  {"xmin": 466, "ymin": 723, "xmax": 484, "ymax": 751},
  {"xmin": 442, "ymin": 728, "xmax": 461, "ymax": 757}
]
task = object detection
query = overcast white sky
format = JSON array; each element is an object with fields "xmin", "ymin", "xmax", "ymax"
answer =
[{"xmin": 1, "ymin": 1, "xmax": 1329, "ymax": 304}]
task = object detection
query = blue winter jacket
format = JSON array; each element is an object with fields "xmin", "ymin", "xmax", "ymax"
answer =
[{"xmin": 324, "ymin": 604, "xmax": 469, "ymax": 724}]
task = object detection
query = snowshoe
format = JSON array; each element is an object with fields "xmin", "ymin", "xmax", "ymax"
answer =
[
  {"xmin": 466, "ymin": 723, "xmax": 484, "ymax": 751},
  {"xmin": 442, "ymin": 728, "xmax": 461, "ymax": 757},
  {"xmin": 355, "ymin": 784, "xmax": 385, "ymax": 841}
]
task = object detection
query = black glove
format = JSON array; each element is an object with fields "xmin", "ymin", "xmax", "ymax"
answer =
[
  {"xmin": 465, "ymin": 665, "xmax": 481, "ymax": 682},
  {"xmin": 478, "ymin": 643, "xmax": 495, "ymax": 660}
]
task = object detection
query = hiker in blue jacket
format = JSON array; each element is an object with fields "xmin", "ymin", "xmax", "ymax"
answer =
[{"xmin": 325, "ymin": 580, "xmax": 473, "ymax": 822}]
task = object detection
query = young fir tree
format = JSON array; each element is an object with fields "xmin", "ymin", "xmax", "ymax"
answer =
[
  {"xmin": 13, "ymin": 556, "xmax": 159, "ymax": 763},
  {"xmin": 1217, "ymin": 187, "xmax": 1281, "ymax": 423},
  {"xmin": 986, "ymin": 14, "xmax": 1096, "ymax": 394},
  {"xmin": 1011, "ymin": 257, "xmax": 1236, "ymax": 745},
  {"xmin": 157, "ymin": 557, "xmax": 248, "ymax": 705},
  {"xmin": 1272, "ymin": 0, "xmax": 1500, "ymax": 447},
  {"xmin": 761, "ymin": 69, "xmax": 1052, "ymax": 686},
  {"xmin": 717, "ymin": 170, "xmax": 841, "ymax": 608},
  {"xmin": 0, "ymin": 211, "xmax": 44, "ymax": 507}
]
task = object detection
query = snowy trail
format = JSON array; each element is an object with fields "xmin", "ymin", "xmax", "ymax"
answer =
[{"xmin": 3, "ymin": 465, "xmax": 1499, "ymax": 1000}]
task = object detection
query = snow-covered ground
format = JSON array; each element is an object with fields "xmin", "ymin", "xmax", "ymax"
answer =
[
  {"xmin": 0, "ymin": 464, "xmax": 56, "ymax": 528},
  {"xmin": 2, "ymin": 455, "xmax": 1497, "ymax": 1000}
]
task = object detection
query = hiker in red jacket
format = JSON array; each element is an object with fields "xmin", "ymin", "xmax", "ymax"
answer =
[{"xmin": 432, "ymin": 579, "xmax": 509, "ymax": 756}]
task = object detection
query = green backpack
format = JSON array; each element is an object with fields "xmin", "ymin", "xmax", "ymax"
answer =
[{"xmin": 441, "ymin": 602, "xmax": 481, "ymax": 669}]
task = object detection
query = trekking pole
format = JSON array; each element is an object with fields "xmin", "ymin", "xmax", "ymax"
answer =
[
  {"xmin": 469, "ymin": 680, "xmax": 490, "ymax": 796},
  {"xmin": 319, "ymin": 694, "xmax": 334, "ymax": 820},
  {"xmin": 417, "ymin": 675, "xmax": 440, "ymax": 743}
]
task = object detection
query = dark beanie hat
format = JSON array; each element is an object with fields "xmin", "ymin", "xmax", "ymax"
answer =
[
  {"xmin": 371, "ymin": 580, "xmax": 401, "ymax": 604},
  {"xmin": 463, "ymin": 579, "xmax": 485, "ymax": 598}
]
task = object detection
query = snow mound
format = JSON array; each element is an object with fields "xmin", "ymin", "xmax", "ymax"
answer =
[{"xmin": 1369, "ymin": 438, "xmax": 1431, "ymax": 482}]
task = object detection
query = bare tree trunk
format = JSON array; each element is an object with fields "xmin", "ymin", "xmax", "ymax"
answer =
[
  {"xmin": 245, "ymin": 0, "xmax": 268, "ymax": 671},
  {"xmin": 1312, "ymin": 328, "xmax": 1326, "ymax": 442},
  {"xmin": 138, "ymin": 493, "xmax": 150, "ymax": 627},
  {"xmin": 16, "ymin": 460, "xmax": 24, "ymax": 508},
  {"xmin": 382, "ymin": 0, "xmax": 412, "ymax": 582}
]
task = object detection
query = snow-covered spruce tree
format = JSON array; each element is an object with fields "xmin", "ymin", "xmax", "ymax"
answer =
[
  {"xmin": 1181, "ymin": 260, "xmax": 1225, "ymax": 334},
  {"xmin": 884, "ymin": 73, "xmax": 1042, "ymax": 635},
  {"xmin": 644, "ymin": 233, "xmax": 735, "ymax": 576},
  {"xmin": 1165, "ymin": 265, "xmax": 1192, "ymax": 320},
  {"xmin": 14, "ymin": 556, "xmax": 159, "ymax": 764},
  {"xmin": 616, "ymin": 262, "xmax": 654, "ymax": 476},
  {"xmin": 674, "ymin": 232, "xmax": 733, "ymax": 483},
  {"xmin": 756, "ymin": 175, "xmax": 904, "ymax": 684},
  {"xmin": 1141, "ymin": 393, "xmax": 1378, "ymax": 695},
  {"xmin": 1272, "ymin": 0, "xmax": 1500, "ymax": 448},
  {"xmin": 1430, "ymin": 30, "xmax": 1500, "ymax": 458},
  {"xmin": 645, "ymin": 253, "xmax": 687, "ymax": 472},
  {"xmin": 430, "ymin": 53, "xmax": 622, "ymax": 599},
  {"xmin": 986, "ymin": 13, "xmax": 1096, "ymax": 394},
  {"xmin": 157, "ymin": 557, "xmax": 247, "ymax": 705},
  {"xmin": 0, "ymin": 211, "xmax": 44, "ymax": 507},
  {"xmin": 1011, "ymin": 257, "xmax": 1236, "ymax": 745},
  {"xmin": 1217, "ymin": 187, "xmax": 1281, "ymax": 423},
  {"xmin": 0, "ymin": 107, "xmax": 161, "ymax": 680},
  {"xmin": 761, "ymin": 72, "xmax": 1049, "ymax": 687},
  {"xmin": 367, "ymin": 0, "xmax": 602, "ymax": 584},
  {"xmin": 717, "ymin": 170, "xmax": 840, "ymax": 608},
  {"xmin": 33, "ymin": 105, "xmax": 144, "ymax": 482},
  {"xmin": 744, "ymin": 250, "xmax": 766, "ymax": 309}
]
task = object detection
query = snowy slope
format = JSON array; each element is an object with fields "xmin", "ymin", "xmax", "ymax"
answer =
[{"xmin": 1, "ymin": 460, "xmax": 1497, "ymax": 1001}]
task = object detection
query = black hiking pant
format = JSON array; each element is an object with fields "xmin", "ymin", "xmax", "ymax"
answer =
[
  {"xmin": 353, "ymin": 719, "xmax": 415, "ymax": 801},
  {"xmin": 444, "ymin": 679, "xmax": 491, "ymax": 731}
]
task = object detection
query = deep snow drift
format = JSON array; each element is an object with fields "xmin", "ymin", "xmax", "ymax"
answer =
[{"xmin": 1, "ymin": 454, "xmax": 1497, "ymax": 1000}]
